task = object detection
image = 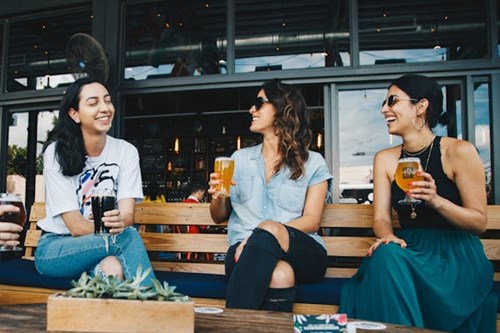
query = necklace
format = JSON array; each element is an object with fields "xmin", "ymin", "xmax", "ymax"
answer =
[
  {"xmin": 402, "ymin": 137, "xmax": 433, "ymax": 157},
  {"xmin": 405, "ymin": 137, "xmax": 435, "ymax": 219}
]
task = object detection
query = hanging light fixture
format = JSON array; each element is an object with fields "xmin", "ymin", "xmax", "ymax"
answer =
[
  {"xmin": 174, "ymin": 137, "xmax": 180, "ymax": 154},
  {"xmin": 316, "ymin": 133, "xmax": 323, "ymax": 150}
]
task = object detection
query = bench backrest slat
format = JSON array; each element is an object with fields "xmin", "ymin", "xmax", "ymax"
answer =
[{"xmin": 23, "ymin": 203, "xmax": 500, "ymax": 279}]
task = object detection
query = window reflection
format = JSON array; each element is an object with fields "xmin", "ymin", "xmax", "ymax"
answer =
[
  {"xmin": 359, "ymin": 0, "xmax": 488, "ymax": 65},
  {"xmin": 0, "ymin": 23, "xmax": 3, "ymax": 71},
  {"xmin": 338, "ymin": 84, "xmax": 459, "ymax": 204},
  {"xmin": 124, "ymin": 0, "xmax": 227, "ymax": 80},
  {"xmin": 338, "ymin": 89, "xmax": 392, "ymax": 203},
  {"xmin": 235, "ymin": 0, "xmax": 350, "ymax": 73},
  {"xmin": 474, "ymin": 83, "xmax": 492, "ymax": 203},
  {"xmin": 6, "ymin": 10, "xmax": 92, "ymax": 92},
  {"xmin": 6, "ymin": 110, "xmax": 57, "ymax": 204}
]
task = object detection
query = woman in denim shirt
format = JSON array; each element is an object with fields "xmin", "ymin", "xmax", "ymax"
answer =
[{"xmin": 209, "ymin": 79, "xmax": 332, "ymax": 312}]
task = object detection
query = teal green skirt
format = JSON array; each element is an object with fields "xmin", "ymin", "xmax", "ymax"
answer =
[{"xmin": 339, "ymin": 228, "xmax": 496, "ymax": 332}]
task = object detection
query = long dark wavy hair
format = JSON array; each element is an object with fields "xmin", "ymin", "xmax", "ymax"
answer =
[
  {"xmin": 261, "ymin": 79, "xmax": 312, "ymax": 180},
  {"xmin": 43, "ymin": 77, "xmax": 109, "ymax": 176}
]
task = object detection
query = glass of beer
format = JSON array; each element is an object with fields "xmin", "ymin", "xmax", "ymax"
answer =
[
  {"xmin": 395, "ymin": 157, "xmax": 424, "ymax": 205},
  {"xmin": 214, "ymin": 157, "xmax": 235, "ymax": 197},
  {"xmin": 0, "ymin": 192, "xmax": 27, "ymax": 251},
  {"xmin": 91, "ymin": 188, "xmax": 116, "ymax": 234}
]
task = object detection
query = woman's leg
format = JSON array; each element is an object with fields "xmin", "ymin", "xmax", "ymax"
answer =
[
  {"xmin": 259, "ymin": 225, "xmax": 327, "ymax": 312},
  {"xmin": 35, "ymin": 227, "xmax": 155, "ymax": 285},
  {"xmin": 225, "ymin": 227, "xmax": 286, "ymax": 310}
]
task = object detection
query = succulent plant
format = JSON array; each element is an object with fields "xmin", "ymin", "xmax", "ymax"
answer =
[{"xmin": 64, "ymin": 266, "xmax": 190, "ymax": 302}]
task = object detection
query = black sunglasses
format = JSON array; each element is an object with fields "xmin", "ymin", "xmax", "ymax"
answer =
[
  {"xmin": 253, "ymin": 96, "xmax": 271, "ymax": 111},
  {"xmin": 382, "ymin": 94, "xmax": 418, "ymax": 108}
]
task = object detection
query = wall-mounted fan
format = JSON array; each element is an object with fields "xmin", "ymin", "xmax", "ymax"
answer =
[{"xmin": 65, "ymin": 33, "xmax": 110, "ymax": 83}]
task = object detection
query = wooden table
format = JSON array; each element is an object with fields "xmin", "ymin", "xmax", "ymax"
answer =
[{"xmin": 0, "ymin": 303, "xmax": 445, "ymax": 333}]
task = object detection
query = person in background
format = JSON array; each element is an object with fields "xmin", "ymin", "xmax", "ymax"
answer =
[
  {"xmin": 0, "ymin": 205, "xmax": 23, "ymax": 247},
  {"xmin": 339, "ymin": 74, "xmax": 496, "ymax": 332},
  {"xmin": 34, "ymin": 77, "xmax": 155, "ymax": 286},
  {"xmin": 182, "ymin": 182, "xmax": 206, "ymax": 204},
  {"xmin": 209, "ymin": 79, "xmax": 332, "ymax": 312},
  {"xmin": 180, "ymin": 182, "xmax": 207, "ymax": 260},
  {"xmin": 144, "ymin": 181, "xmax": 166, "ymax": 203}
]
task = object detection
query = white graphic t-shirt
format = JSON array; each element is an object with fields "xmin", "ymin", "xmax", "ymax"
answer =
[{"xmin": 38, "ymin": 136, "xmax": 143, "ymax": 234}]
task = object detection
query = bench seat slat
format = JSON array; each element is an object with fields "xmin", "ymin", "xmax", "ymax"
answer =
[
  {"xmin": 152, "ymin": 262, "xmax": 226, "ymax": 275},
  {"xmin": 142, "ymin": 233, "xmax": 229, "ymax": 252}
]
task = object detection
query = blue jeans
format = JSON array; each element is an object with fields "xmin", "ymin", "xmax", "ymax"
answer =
[{"xmin": 34, "ymin": 227, "xmax": 155, "ymax": 286}]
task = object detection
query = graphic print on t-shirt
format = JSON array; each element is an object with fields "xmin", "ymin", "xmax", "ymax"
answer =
[{"xmin": 77, "ymin": 162, "xmax": 119, "ymax": 217}]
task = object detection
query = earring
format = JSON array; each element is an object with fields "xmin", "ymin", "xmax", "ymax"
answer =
[{"xmin": 411, "ymin": 117, "xmax": 426, "ymax": 131}]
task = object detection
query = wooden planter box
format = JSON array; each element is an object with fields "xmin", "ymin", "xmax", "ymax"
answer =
[{"xmin": 47, "ymin": 294, "xmax": 194, "ymax": 333}]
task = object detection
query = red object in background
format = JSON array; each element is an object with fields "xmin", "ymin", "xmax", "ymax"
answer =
[{"xmin": 180, "ymin": 197, "xmax": 210, "ymax": 260}]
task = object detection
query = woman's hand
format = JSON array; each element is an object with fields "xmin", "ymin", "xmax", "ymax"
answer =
[
  {"xmin": 0, "ymin": 221, "xmax": 22, "ymax": 247},
  {"xmin": 366, "ymin": 235, "xmax": 407, "ymax": 256},
  {"xmin": 408, "ymin": 171, "xmax": 439, "ymax": 208},
  {"xmin": 208, "ymin": 172, "xmax": 236, "ymax": 200},
  {"xmin": 234, "ymin": 237, "xmax": 248, "ymax": 262},
  {"xmin": 103, "ymin": 209, "xmax": 126, "ymax": 234},
  {"xmin": 207, "ymin": 172, "xmax": 222, "ymax": 199}
]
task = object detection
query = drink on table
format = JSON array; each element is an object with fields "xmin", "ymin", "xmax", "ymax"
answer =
[
  {"xmin": 0, "ymin": 192, "xmax": 27, "ymax": 251},
  {"xmin": 91, "ymin": 188, "xmax": 115, "ymax": 234},
  {"xmin": 395, "ymin": 157, "xmax": 424, "ymax": 204},
  {"xmin": 214, "ymin": 157, "xmax": 235, "ymax": 197}
]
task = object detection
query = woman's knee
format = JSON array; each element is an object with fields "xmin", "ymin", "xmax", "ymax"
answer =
[
  {"xmin": 269, "ymin": 260, "xmax": 295, "ymax": 288},
  {"xmin": 99, "ymin": 256, "xmax": 124, "ymax": 280},
  {"xmin": 257, "ymin": 221, "xmax": 289, "ymax": 250},
  {"xmin": 370, "ymin": 242, "xmax": 407, "ymax": 266}
]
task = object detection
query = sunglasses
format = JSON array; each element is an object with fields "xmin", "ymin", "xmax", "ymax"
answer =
[
  {"xmin": 382, "ymin": 94, "xmax": 418, "ymax": 108},
  {"xmin": 253, "ymin": 96, "xmax": 271, "ymax": 111}
]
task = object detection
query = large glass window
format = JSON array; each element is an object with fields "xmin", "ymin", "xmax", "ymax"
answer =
[
  {"xmin": 337, "ymin": 83, "xmax": 460, "ymax": 203},
  {"xmin": 6, "ymin": 110, "xmax": 57, "ymax": 206},
  {"xmin": 124, "ymin": 84, "xmax": 324, "ymax": 201},
  {"xmin": 124, "ymin": 1, "xmax": 227, "ymax": 80},
  {"xmin": 497, "ymin": 0, "xmax": 500, "ymax": 57},
  {"xmin": 0, "ymin": 23, "xmax": 4, "ymax": 72},
  {"xmin": 235, "ymin": 0, "xmax": 350, "ymax": 73},
  {"xmin": 358, "ymin": 0, "xmax": 488, "ymax": 65},
  {"xmin": 7, "ymin": 9, "xmax": 92, "ymax": 92},
  {"xmin": 474, "ymin": 83, "xmax": 492, "ymax": 203}
]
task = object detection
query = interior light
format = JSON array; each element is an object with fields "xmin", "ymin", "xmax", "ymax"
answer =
[
  {"xmin": 174, "ymin": 138, "xmax": 180, "ymax": 154},
  {"xmin": 317, "ymin": 133, "xmax": 323, "ymax": 150},
  {"xmin": 237, "ymin": 136, "xmax": 241, "ymax": 150}
]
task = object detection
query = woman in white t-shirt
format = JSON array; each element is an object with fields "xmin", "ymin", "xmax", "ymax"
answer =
[{"xmin": 35, "ymin": 77, "xmax": 155, "ymax": 285}]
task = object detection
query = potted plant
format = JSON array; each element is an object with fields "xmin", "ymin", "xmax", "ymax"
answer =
[{"xmin": 47, "ymin": 267, "xmax": 194, "ymax": 333}]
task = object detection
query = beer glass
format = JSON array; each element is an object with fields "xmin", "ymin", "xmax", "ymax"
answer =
[
  {"xmin": 0, "ymin": 193, "xmax": 27, "ymax": 251},
  {"xmin": 395, "ymin": 157, "xmax": 424, "ymax": 205},
  {"xmin": 214, "ymin": 157, "xmax": 235, "ymax": 197},
  {"xmin": 91, "ymin": 188, "xmax": 116, "ymax": 234}
]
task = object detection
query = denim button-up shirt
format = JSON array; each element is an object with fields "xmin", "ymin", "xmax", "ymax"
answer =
[{"xmin": 228, "ymin": 144, "xmax": 333, "ymax": 248}]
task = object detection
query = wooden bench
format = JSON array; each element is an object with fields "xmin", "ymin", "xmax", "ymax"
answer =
[{"xmin": 1, "ymin": 202, "xmax": 499, "ymax": 320}]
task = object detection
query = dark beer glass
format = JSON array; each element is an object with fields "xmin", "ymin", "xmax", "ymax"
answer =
[
  {"xmin": 91, "ymin": 188, "xmax": 115, "ymax": 234},
  {"xmin": 0, "ymin": 192, "xmax": 27, "ymax": 251}
]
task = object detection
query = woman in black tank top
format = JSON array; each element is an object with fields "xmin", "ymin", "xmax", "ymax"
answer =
[{"xmin": 339, "ymin": 74, "xmax": 496, "ymax": 332}]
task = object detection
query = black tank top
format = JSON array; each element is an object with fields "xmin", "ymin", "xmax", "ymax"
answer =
[{"xmin": 391, "ymin": 136, "xmax": 462, "ymax": 229}]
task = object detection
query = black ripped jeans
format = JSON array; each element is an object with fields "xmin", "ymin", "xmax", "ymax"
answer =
[{"xmin": 225, "ymin": 225, "xmax": 327, "ymax": 311}]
